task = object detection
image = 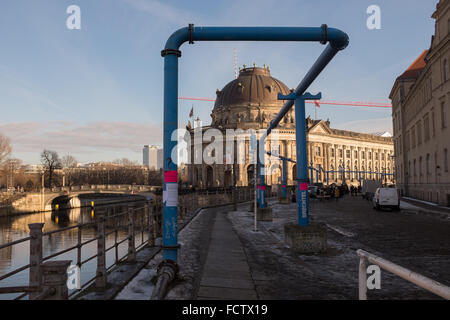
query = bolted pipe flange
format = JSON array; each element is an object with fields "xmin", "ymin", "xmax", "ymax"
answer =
[
  {"xmin": 157, "ymin": 259, "xmax": 179, "ymax": 279},
  {"xmin": 161, "ymin": 48, "xmax": 181, "ymax": 57},
  {"xmin": 320, "ymin": 24, "xmax": 328, "ymax": 45}
]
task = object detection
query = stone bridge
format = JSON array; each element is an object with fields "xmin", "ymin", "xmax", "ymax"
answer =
[{"xmin": 11, "ymin": 185, "xmax": 161, "ymax": 213}]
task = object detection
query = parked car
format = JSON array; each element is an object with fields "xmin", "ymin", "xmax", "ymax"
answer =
[{"xmin": 372, "ymin": 188, "xmax": 400, "ymax": 211}]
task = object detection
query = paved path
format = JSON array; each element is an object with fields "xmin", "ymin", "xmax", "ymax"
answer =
[{"xmin": 197, "ymin": 212, "xmax": 258, "ymax": 300}]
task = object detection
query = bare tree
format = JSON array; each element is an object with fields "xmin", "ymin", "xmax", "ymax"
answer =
[
  {"xmin": 2, "ymin": 158, "xmax": 22, "ymax": 188},
  {"xmin": 0, "ymin": 134, "xmax": 12, "ymax": 165},
  {"xmin": 61, "ymin": 154, "xmax": 77, "ymax": 186},
  {"xmin": 113, "ymin": 158, "xmax": 138, "ymax": 167},
  {"xmin": 41, "ymin": 150, "xmax": 62, "ymax": 188}
]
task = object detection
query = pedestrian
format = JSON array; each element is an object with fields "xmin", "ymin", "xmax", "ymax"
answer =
[{"xmin": 335, "ymin": 187, "xmax": 340, "ymax": 200}]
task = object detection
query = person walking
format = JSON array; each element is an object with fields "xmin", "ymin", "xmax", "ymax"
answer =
[{"xmin": 335, "ymin": 186, "xmax": 340, "ymax": 200}]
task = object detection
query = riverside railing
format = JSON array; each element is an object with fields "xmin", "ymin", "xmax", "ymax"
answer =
[
  {"xmin": 357, "ymin": 249, "xmax": 450, "ymax": 300},
  {"xmin": 0, "ymin": 187, "xmax": 261, "ymax": 300}
]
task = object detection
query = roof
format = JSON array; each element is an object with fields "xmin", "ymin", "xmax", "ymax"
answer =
[
  {"xmin": 214, "ymin": 67, "xmax": 290, "ymax": 109},
  {"xmin": 397, "ymin": 50, "xmax": 428, "ymax": 80}
]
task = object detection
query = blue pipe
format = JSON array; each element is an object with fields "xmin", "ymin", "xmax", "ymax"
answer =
[
  {"xmin": 162, "ymin": 24, "xmax": 349, "ymax": 263},
  {"xmin": 266, "ymin": 151, "xmax": 296, "ymax": 199},
  {"xmin": 165, "ymin": 26, "xmax": 349, "ymax": 51}
]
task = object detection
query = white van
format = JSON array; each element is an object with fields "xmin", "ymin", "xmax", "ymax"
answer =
[{"xmin": 372, "ymin": 188, "xmax": 400, "ymax": 211}]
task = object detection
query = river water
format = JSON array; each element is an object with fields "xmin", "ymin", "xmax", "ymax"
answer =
[{"xmin": 0, "ymin": 200, "xmax": 148, "ymax": 300}]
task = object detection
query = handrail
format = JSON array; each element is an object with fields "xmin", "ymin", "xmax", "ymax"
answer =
[
  {"xmin": 357, "ymin": 249, "xmax": 450, "ymax": 300},
  {"xmin": 0, "ymin": 188, "xmax": 257, "ymax": 299}
]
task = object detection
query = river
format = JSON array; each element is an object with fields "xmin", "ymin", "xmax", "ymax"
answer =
[{"xmin": 0, "ymin": 199, "xmax": 149, "ymax": 300}]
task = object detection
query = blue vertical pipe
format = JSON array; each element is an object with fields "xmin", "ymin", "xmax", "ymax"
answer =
[
  {"xmin": 258, "ymin": 139, "xmax": 266, "ymax": 208},
  {"xmin": 295, "ymin": 96, "xmax": 310, "ymax": 226},
  {"xmin": 162, "ymin": 25, "xmax": 349, "ymax": 263},
  {"xmin": 162, "ymin": 53, "xmax": 179, "ymax": 262},
  {"xmin": 282, "ymin": 158, "xmax": 287, "ymax": 198}
]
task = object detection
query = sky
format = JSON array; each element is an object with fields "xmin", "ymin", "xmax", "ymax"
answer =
[{"xmin": 0, "ymin": 0, "xmax": 436, "ymax": 164}]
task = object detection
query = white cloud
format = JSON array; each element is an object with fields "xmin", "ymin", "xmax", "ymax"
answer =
[{"xmin": 0, "ymin": 121, "xmax": 163, "ymax": 164}]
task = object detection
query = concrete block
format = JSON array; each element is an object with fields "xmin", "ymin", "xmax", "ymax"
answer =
[
  {"xmin": 284, "ymin": 223, "xmax": 327, "ymax": 253},
  {"xmin": 256, "ymin": 207, "xmax": 273, "ymax": 221}
]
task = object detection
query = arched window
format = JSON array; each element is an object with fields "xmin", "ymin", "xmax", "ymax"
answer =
[{"xmin": 444, "ymin": 59, "xmax": 449, "ymax": 82}]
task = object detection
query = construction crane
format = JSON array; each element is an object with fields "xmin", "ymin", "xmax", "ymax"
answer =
[{"xmin": 178, "ymin": 96, "xmax": 392, "ymax": 108}]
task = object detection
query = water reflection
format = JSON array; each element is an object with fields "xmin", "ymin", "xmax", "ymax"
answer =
[{"xmin": 0, "ymin": 200, "xmax": 148, "ymax": 300}]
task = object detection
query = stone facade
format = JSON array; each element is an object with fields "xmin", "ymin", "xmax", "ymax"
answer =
[
  {"xmin": 390, "ymin": 0, "xmax": 450, "ymax": 206},
  {"xmin": 185, "ymin": 66, "xmax": 394, "ymax": 188}
]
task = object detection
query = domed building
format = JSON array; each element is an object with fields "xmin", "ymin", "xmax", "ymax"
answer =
[{"xmin": 184, "ymin": 65, "xmax": 395, "ymax": 188}]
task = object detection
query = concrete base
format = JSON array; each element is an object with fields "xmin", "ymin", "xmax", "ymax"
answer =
[
  {"xmin": 279, "ymin": 197, "xmax": 290, "ymax": 204},
  {"xmin": 256, "ymin": 207, "xmax": 273, "ymax": 221},
  {"xmin": 284, "ymin": 223, "xmax": 327, "ymax": 253}
]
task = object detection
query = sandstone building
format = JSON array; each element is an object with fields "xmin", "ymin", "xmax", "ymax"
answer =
[
  {"xmin": 185, "ymin": 66, "xmax": 394, "ymax": 188},
  {"xmin": 390, "ymin": 0, "xmax": 450, "ymax": 206}
]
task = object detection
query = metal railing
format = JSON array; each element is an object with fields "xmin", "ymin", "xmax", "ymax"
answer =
[
  {"xmin": 0, "ymin": 187, "xmax": 261, "ymax": 300},
  {"xmin": 357, "ymin": 249, "xmax": 450, "ymax": 300}
]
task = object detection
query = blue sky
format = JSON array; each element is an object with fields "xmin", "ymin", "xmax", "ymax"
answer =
[{"xmin": 0, "ymin": 0, "xmax": 436, "ymax": 164}]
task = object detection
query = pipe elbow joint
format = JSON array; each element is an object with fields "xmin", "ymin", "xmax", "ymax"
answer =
[
  {"xmin": 164, "ymin": 27, "xmax": 189, "ymax": 51},
  {"xmin": 328, "ymin": 28, "xmax": 349, "ymax": 51}
]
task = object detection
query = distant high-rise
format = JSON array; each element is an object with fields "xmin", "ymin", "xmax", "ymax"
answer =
[
  {"xmin": 143, "ymin": 145, "xmax": 150, "ymax": 167},
  {"xmin": 143, "ymin": 145, "xmax": 162, "ymax": 170}
]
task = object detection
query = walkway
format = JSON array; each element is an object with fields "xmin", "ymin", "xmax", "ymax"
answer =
[{"xmin": 196, "ymin": 212, "xmax": 258, "ymax": 300}]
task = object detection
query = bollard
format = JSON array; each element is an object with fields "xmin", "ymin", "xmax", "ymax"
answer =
[
  {"xmin": 127, "ymin": 206, "xmax": 136, "ymax": 262},
  {"xmin": 40, "ymin": 261, "xmax": 72, "ymax": 300},
  {"xmin": 95, "ymin": 210, "xmax": 107, "ymax": 288},
  {"xmin": 28, "ymin": 223, "xmax": 44, "ymax": 300}
]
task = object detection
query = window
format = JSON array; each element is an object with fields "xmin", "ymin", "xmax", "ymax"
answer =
[
  {"xmin": 442, "ymin": 101, "xmax": 447, "ymax": 128},
  {"xmin": 346, "ymin": 150, "xmax": 350, "ymax": 158},
  {"xmin": 369, "ymin": 152, "xmax": 372, "ymax": 159},
  {"xmin": 424, "ymin": 115, "xmax": 430, "ymax": 141},
  {"xmin": 417, "ymin": 120, "xmax": 422, "ymax": 145},
  {"xmin": 432, "ymin": 109, "xmax": 436, "ymax": 137},
  {"xmin": 435, "ymin": 151, "xmax": 438, "ymax": 176},
  {"xmin": 408, "ymin": 161, "xmax": 411, "ymax": 177},
  {"xmin": 331, "ymin": 148, "xmax": 335, "ymax": 157},
  {"xmin": 315, "ymin": 146, "xmax": 321, "ymax": 156},
  {"xmin": 445, "ymin": 148, "xmax": 449, "ymax": 172},
  {"xmin": 339, "ymin": 149, "xmax": 343, "ymax": 158},
  {"xmin": 414, "ymin": 159, "xmax": 417, "ymax": 177},
  {"xmin": 419, "ymin": 156, "xmax": 423, "ymax": 176},
  {"xmin": 362, "ymin": 151, "xmax": 365, "ymax": 159},
  {"xmin": 444, "ymin": 59, "xmax": 449, "ymax": 82},
  {"xmin": 426, "ymin": 153, "xmax": 431, "ymax": 174},
  {"xmin": 375, "ymin": 152, "xmax": 378, "ymax": 160},
  {"xmin": 354, "ymin": 150, "xmax": 358, "ymax": 158}
]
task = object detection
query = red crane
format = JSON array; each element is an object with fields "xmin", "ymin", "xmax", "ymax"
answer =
[{"xmin": 178, "ymin": 96, "xmax": 392, "ymax": 108}]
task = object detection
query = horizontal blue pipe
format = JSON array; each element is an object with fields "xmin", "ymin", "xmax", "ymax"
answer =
[
  {"xmin": 165, "ymin": 26, "xmax": 349, "ymax": 51},
  {"xmin": 266, "ymin": 151, "xmax": 296, "ymax": 163}
]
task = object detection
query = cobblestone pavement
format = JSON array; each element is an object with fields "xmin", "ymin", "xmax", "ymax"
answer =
[{"xmin": 227, "ymin": 195, "xmax": 450, "ymax": 300}]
